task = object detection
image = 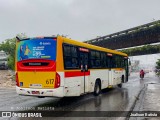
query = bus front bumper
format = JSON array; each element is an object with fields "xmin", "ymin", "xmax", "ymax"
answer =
[{"xmin": 16, "ymin": 86, "xmax": 64, "ymax": 97}]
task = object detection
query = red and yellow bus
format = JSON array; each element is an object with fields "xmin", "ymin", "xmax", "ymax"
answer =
[{"xmin": 15, "ymin": 36, "xmax": 129, "ymax": 97}]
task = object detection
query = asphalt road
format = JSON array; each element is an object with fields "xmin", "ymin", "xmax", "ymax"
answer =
[{"xmin": 0, "ymin": 71, "xmax": 159, "ymax": 120}]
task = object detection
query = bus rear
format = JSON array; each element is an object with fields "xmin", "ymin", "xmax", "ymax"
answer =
[{"xmin": 15, "ymin": 37, "xmax": 63, "ymax": 97}]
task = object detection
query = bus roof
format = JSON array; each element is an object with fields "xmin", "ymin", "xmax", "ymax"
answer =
[
  {"xmin": 62, "ymin": 37, "xmax": 128, "ymax": 57},
  {"xmin": 17, "ymin": 36, "xmax": 127, "ymax": 57},
  {"xmin": 16, "ymin": 36, "xmax": 57, "ymax": 41}
]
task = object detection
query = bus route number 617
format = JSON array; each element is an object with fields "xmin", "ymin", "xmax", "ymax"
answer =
[{"xmin": 46, "ymin": 79, "xmax": 54, "ymax": 84}]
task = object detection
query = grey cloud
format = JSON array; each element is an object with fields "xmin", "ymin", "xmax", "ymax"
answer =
[{"xmin": 0, "ymin": 0, "xmax": 160, "ymax": 42}]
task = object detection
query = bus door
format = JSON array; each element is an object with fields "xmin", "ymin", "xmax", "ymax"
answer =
[
  {"xmin": 79, "ymin": 49, "xmax": 89, "ymax": 94},
  {"xmin": 107, "ymin": 54, "xmax": 113, "ymax": 86}
]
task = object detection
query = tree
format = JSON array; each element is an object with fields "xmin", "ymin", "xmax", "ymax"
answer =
[
  {"xmin": 0, "ymin": 38, "xmax": 16, "ymax": 70},
  {"xmin": 0, "ymin": 33, "xmax": 27, "ymax": 70},
  {"xmin": 156, "ymin": 59, "xmax": 160, "ymax": 69}
]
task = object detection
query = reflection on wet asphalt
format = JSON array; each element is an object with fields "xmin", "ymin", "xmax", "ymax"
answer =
[
  {"xmin": 0, "ymin": 72, "xmax": 159, "ymax": 120},
  {"xmin": 35, "ymin": 88, "xmax": 129, "ymax": 111},
  {"xmin": 36, "ymin": 73, "xmax": 159, "ymax": 112}
]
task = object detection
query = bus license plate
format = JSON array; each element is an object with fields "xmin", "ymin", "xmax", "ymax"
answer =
[
  {"xmin": 30, "ymin": 84, "xmax": 42, "ymax": 88},
  {"xmin": 32, "ymin": 91, "xmax": 40, "ymax": 94}
]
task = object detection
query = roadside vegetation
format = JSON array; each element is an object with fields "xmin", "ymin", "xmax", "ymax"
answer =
[
  {"xmin": 0, "ymin": 38, "xmax": 16, "ymax": 70},
  {"xmin": 0, "ymin": 34, "xmax": 27, "ymax": 70},
  {"xmin": 155, "ymin": 59, "xmax": 160, "ymax": 76},
  {"xmin": 120, "ymin": 44, "xmax": 160, "ymax": 56}
]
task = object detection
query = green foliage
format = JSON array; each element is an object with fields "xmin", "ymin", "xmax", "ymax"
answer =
[
  {"xmin": 156, "ymin": 59, "xmax": 160, "ymax": 69},
  {"xmin": 0, "ymin": 38, "xmax": 16, "ymax": 70},
  {"xmin": 8, "ymin": 55, "xmax": 15, "ymax": 70},
  {"xmin": 121, "ymin": 44, "xmax": 160, "ymax": 56}
]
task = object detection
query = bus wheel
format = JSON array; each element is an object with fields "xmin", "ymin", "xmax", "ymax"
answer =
[
  {"xmin": 94, "ymin": 81, "xmax": 101, "ymax": 96},
  {"xmin": 117, "ymin": 83, "xmax": 122, "ymax": 88},
  {"xmin": 38, "ymin": 96, "xmax": 45, "ymax": 98},
  {"xmin": 121, "ymin": 75, "xmax": 124, "ymax": 83}
]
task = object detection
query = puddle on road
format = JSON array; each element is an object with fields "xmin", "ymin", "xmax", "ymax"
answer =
[
  {"xmin": 14, "ymin": 88, "xmax": 130, "ymax": 118},
  {"xmin": 33, "ymin": 87, "xmax": 130, "ymax": 112}
]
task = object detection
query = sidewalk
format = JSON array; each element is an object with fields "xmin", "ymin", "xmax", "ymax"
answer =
[
  {"xmin": 141, "ymin": 83, "xmax": 160, "ymax": 111},
  {"xmin": 129, "ymin": 73, "xmax": 160, "ymax": 120},
  {"xmin": 0, "ymin": 70, "xmax": 15, "ymax": 88}
]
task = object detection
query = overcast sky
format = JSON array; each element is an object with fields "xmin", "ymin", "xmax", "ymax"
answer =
[{"xmin": 0, "ymin": 0, "xmax": 160, "ymax": 42}]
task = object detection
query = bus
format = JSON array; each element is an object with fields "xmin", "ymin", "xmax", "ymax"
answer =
[{"xmin": 15, "ymin": 36, "xmax": 129, "ymax": 97}]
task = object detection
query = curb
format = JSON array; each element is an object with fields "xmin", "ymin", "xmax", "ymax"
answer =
[{"xmin": 125, "ymin": 84, "xmax": 147, "ymax": 120}]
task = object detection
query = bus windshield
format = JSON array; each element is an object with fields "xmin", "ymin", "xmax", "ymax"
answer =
[{"xmin": 17, "ymin": 38, "xmax": 57, "ymax": 61}]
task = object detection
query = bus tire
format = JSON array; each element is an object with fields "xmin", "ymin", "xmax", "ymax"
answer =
[
  {"xmin": 94, "ymin": 80, "xmax": 101, "ymax": 96},
  {"xmin": 38, "ymin": 96, "xmax": 45, "ymax": 98},
  {"xmin": 118, "ymin": 83, "xmax": 122, "ymax": 88},
  {"xmin": 121, "ymin": 75, "xmax": 124, "ymax": 83}
]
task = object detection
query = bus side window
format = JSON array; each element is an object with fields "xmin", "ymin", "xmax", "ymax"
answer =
[
  {"xmin": 65, "ymin": 58, "xmax": 72, "ymax": 68},
  {"xmin": 90, "ymin": 51, "xmax": 101, "ymax": 68},
  {"xmin": 72, "ymin": 58, "xmax": 78, "ymax": 68},
  {"xmin": 63, "ymin": 44, "xmax": 79, "ymax": 69},
  {"xmin": 111, "ymin": 56, "xmax": 116, "ymax": 68},
  {"xmin": 90, "ymin": 51, "xmax": 96, "ymax": 68},
  {"xmin": 114, "ymin": 55, "xmax": 123, "ymax": 68},
  {"xmin": 106, "ymin": 56, "xmax": 110, "ymax": 68},
  {"xmin": 101, "ymin": 52, "xmax": 106, "ymax": 68},
  {"xmin": 63, "ymin": 45, "xmax": 70, "ymax": 56}
]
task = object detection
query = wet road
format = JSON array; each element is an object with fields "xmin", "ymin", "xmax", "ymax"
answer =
[{"xmin": 0, "ymin": 71, "xmax": 159, "ymax": 120}]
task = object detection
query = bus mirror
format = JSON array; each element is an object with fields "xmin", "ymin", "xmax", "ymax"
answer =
[
  {"xmin": 81, "ymin": 65, "xmax": 83, "ymax": 72},
  {"xmin": 85, "ymin": 65, "xmax": 88, "ymax": 72},
  {"xmin": 127, "ymin": 57, "xmax": 131, "ymax": 65}
]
